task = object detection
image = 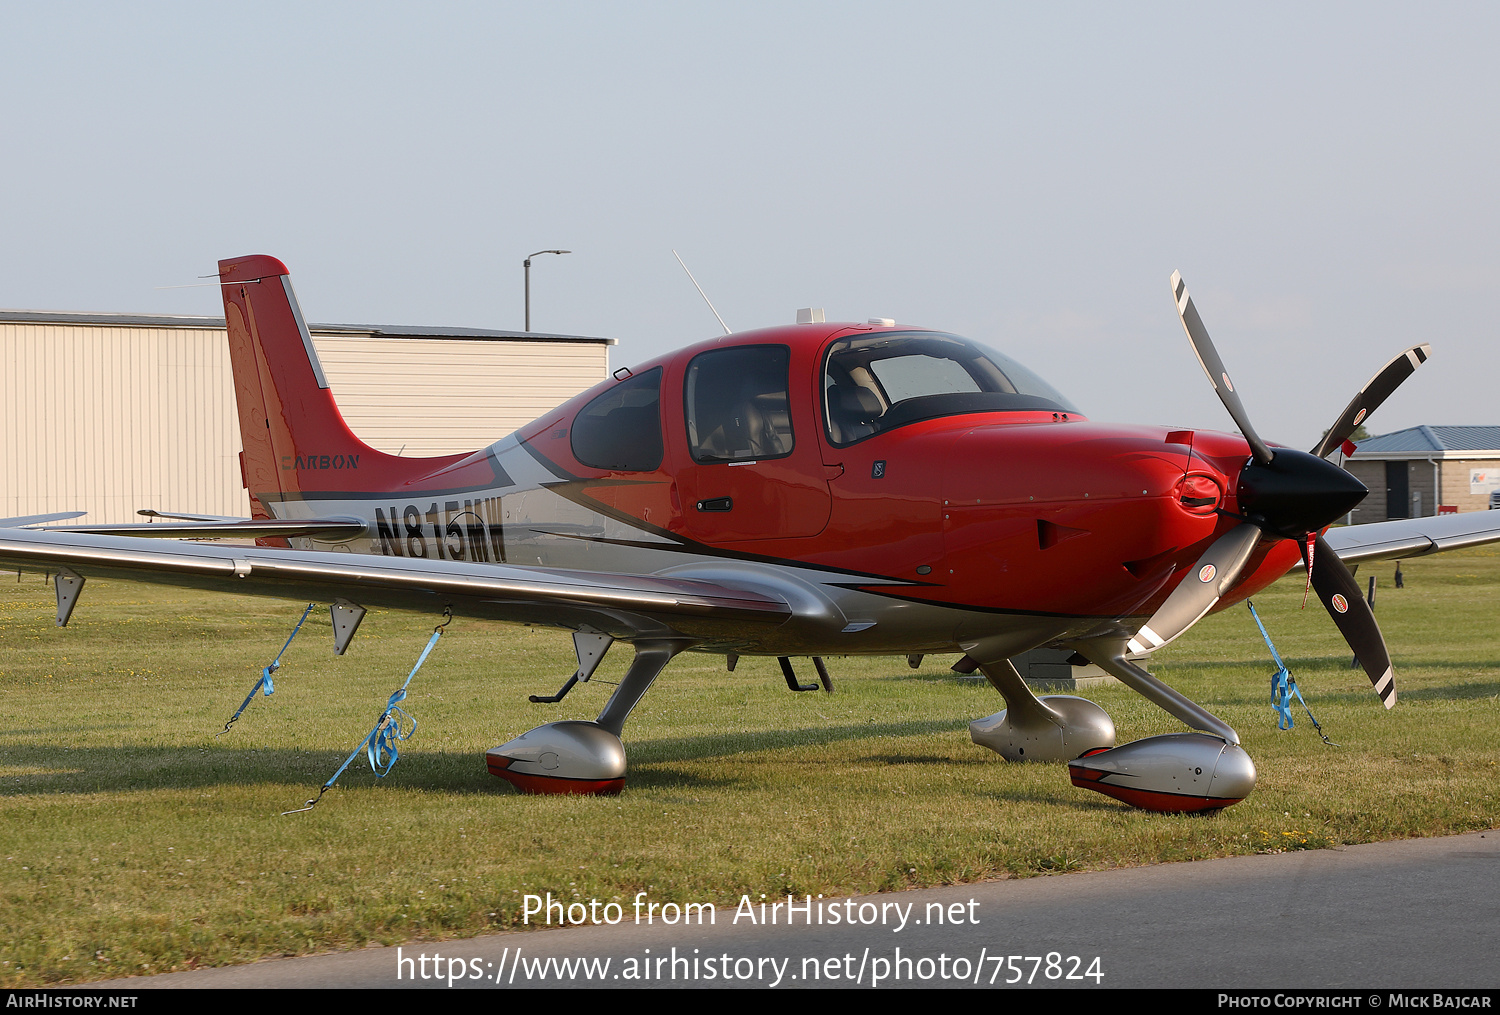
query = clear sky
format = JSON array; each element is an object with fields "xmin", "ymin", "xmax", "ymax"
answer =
[{"xmin": 2, "ymin": 2, "xmax": 1494, "ymax": 450}]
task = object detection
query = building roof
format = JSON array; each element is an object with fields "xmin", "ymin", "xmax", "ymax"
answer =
[
  {"xmin": 1350, "ymin": 425, "xmax": 1500, "ymax": 459},
  {"xmin": 0, "ymin": 310, "xmax": 615, "ymax": 344}
]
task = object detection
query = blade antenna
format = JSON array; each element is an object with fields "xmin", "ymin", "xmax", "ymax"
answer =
[{"xmin": 673, "ymin": 250, "xmax": 732, "ymax": 335}]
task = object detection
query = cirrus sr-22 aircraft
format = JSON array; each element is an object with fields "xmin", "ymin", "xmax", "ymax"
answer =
[{"xmin": 4, "ymin": 255, "xmax": 1498, "ymax": 812}]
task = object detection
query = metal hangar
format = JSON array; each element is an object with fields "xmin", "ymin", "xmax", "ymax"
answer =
[{"xmin": 1, "ymin": 310, "xmax": 614, "ymax": 524}]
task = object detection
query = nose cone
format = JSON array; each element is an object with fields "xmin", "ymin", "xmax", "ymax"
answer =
[{"xmin": 1236, "ymin": 449, "xmax": 1367, "ymax": 537}]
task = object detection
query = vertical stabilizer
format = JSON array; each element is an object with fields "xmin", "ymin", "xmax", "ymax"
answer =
[{"xmin": 218, "ymin": 255, "xmax": 464, "ymax": 519}]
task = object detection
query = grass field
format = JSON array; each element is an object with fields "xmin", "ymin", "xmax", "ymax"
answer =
[{"xmin": 1, "ymin": 546, "xmax": 1496, "ymax": 986}]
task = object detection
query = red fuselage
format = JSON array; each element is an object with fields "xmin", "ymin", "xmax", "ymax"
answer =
[{"xmin": 508, "ymin": 323, "xmax": 1304, "ymax": 626}]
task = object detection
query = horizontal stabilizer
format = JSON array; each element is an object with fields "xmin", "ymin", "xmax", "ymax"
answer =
[
  {"xmin": 0, "ymin": 512, "xmax": 86, "ymax": 527},
  {"xmin": 28, "ymin": 518, "xmax": 368, "ymax": 541},
  {"xmin": 137, "ymin": 509, "xmax": 248, "ymax": 523}
]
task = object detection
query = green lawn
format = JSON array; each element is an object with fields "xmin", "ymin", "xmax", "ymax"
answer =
[{"xmin": 1, "ymin": 546, "xmax": 1496, "ymax": 985}]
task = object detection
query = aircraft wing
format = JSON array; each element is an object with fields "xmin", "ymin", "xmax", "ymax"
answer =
[
  {"xmin": 0, "ymin": 525, "xmax": 791, "ymax": 641},
  {"xmin": 1325, "ymin": 511, "xmax": 1500, "ymax": 564}
]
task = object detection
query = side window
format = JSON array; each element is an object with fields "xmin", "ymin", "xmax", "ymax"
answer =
[
  {"xmin": 570, "ymin": 368, "xmax": 664, "ymax": 472},
  {"xmin": 684, "ymin": 345, "xmax": 794, "ymax": 463}
]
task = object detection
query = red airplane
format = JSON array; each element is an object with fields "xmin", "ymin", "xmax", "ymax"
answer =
[{"xmin": 4, "ymin": 255, "xmax": 1497, "ymax": 811}]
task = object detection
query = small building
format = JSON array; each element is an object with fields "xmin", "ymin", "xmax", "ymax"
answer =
[
  {"xmin": 1343, "ymin": 425, "xmax": 1500, "ymax": 523},
  {"xmin": 1, "ymin": 311, "xmax": 614, "ymax": 524}
]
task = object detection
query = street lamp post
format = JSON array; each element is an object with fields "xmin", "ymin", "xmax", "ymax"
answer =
[{"xmin": 524, "ymin": 249, "xmax": 571, "ymax": 332}]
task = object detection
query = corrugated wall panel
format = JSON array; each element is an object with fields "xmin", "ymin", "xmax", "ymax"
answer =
[
  {"xmin": 2, "ymin": 324, "xmax": 609, "ymax": 524},
  {"xmin": 1, "ymin": 323, "xmax": 246, "ymax": 524},
  {"xmin": 310, "ymin": 337, "xmax": 609, "ymax": 456}
]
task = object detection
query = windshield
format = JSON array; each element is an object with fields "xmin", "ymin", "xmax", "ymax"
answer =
[{"xmin": 822, "ymin": 332, "xmax": 1078, "ymax": 446}]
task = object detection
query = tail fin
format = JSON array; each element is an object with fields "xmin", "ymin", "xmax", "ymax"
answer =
[{"xmin": 218, "ymin": 255, "xmax": 465, "ymax": 518}]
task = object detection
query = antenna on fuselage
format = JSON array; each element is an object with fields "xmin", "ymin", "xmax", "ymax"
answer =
[{"xmin": 672, "ymin": 249, "xmax": 732, "ymax": 335}]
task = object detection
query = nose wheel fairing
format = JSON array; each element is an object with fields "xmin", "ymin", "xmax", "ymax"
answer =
[
  {"xmin": 1068, "ymin": 734, "xmax": 1256, "ymax": 813},
  {"xmin": 968, "ymin": 695, "xmax": 1116, "ymax": 761},
  {"xmin": 967, "ymin": 658, "xmax": 1116, "ymax": 761},
  {"xmin": 968, "ymin": 643, "xmax": 1258, "ymax": 812},
  {"xmin": 486, "ymin": 720, "xmax": 627, "ymax": 795},
  {"xmin": 487, "ymin": 638, "xmax": 689, "ymax": 796}
]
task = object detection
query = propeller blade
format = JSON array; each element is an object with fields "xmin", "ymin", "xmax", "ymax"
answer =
[
  {"xmin": 1171, "ymin": 271, "xmax": 1274, "ymax": 467},
  {"xmin": 1309, "ymin": 344, "xmax": 1432, "ymax": 459},
  {"xmin": 1127, "ymin": 522, "xmax": 1263, "ymax": 656},
  {"xmin": 1302, "ymin": 534, "xmax": 1396, "ymax": 709}
]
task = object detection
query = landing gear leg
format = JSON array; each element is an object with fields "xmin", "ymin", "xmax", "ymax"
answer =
[
  {"xmin": 595, "ymin": 640, "xmax": 687, "ymax": 735},
  {"xmin": 486, "ymin": 639, "xmax": 689, "ymax": 795}
]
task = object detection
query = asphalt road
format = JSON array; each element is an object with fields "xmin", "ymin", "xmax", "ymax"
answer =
[{"xmin": 92, "ymin": 830, "xmax": 1499, "ymax": 989}]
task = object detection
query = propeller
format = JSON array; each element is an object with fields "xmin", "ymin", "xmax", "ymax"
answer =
[{"xmin": 1128, "ymin": 273, "xmax": 1424, "ymax": 710}]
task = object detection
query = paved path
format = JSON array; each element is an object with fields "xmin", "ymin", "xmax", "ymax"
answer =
[{"xmin": 95, "ymin": 831, "xmax": 1500, "ymax": 989}]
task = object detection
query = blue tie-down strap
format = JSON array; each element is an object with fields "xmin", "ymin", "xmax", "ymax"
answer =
[
  {"xmin": 1281, "ymin": 672, "xmax": 1336, "ymax": 745},
  {"xmin": 218, "ymin": 603, "xmax": 315, "ymax": 736},
  {"xmin": 1249, "ymin": 600, "xmax": 1298, "ymax": 729},
  {"xmin": 1246, "ymin": 599, "xmax": 1338, "ymax": 745},
  {"xmin": 285, "ymin": 699, "xmax": 414, "ymax": 816},
  {"xmin": 221, "ymin": 664, "xmax": 278, "ymax": 733},
  {"xmin": 310, "ymin": 695, "xmax": 418, "ymax": 804},
  {"xmin": 1246, "ymin": 599, "xmax": 1288, "ymax": 672},
  {"xmin": 366, "ymin": 703, "xmax": 417, "ymax": 777},
  {"xmin": 283, "ymin": 613, "xmax": 449, "ymax": 815},
  {"xmin": 1270, "ymin": 663, "xmax": 1296, "ymax": 730}
]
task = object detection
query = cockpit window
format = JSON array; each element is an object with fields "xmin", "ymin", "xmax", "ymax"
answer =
[
  {"xmin": 571, "ymin": 367, "xmax": 664, "ymax": 471},
  {"xmin": 685, "ymin": 345, "xmax": 794, "ymax": 463},
  {"xmin": 822, "ymin": 332, "xmax": 1077, "ymax": 446},
  {"xmin": 869, "ymin": 354, "xmax": 983, "ymax": 401}
]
